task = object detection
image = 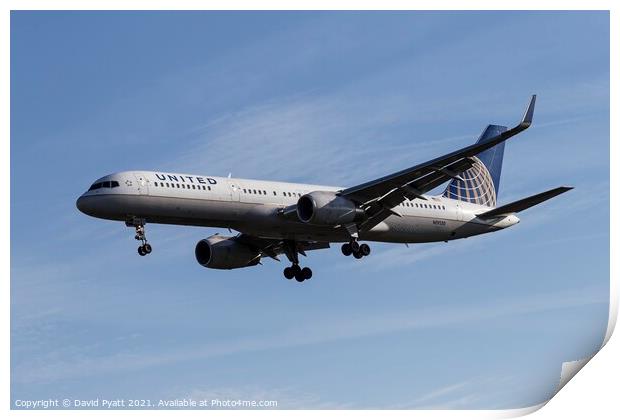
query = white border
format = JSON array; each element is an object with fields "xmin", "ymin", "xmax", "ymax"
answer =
[{"xmin": 3, "ymin": 1, "xmax": 616, "ymax": 419}]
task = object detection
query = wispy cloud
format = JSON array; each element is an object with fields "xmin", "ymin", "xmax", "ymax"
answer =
[{"xmin": 12, "ymin": 284, "xmax": 606, "ymax": 385}]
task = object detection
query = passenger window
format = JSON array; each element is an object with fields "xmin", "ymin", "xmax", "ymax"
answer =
[
  {"xmin": 207, "ymin": 186, "xmax": 211, "ymax": 191},
  {"xmin": 273, "ymin": 191, "xmax": 276, "ymax": 196},
  {"xmin": 176, "ymin": 183, "xmax": 180, "ymax": 188},
  {"xmin": 166, "ymin": 183, "xmax": 170, "ymax": 187},
  {"xmin": 154, "ymin": 182, "xmax": 158, "ymax": 187}
]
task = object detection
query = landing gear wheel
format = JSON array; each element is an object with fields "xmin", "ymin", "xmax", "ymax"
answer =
[
  {"xmin": 284, "ymin": 264, "xmax": 302, "ymax": 280},
  {"xmin": 341, "ymin": 243, "xmax": 352, "ymax": 256},
  {"xmin": 283, "ymin": 266, "xmax": 295, "ymax": 280},
  {"xmin": 291, "ymin": 264, "xmax": 301, "ymax": 276},
  {"xmin": 360, "ymin": 243, "xmax": 371, "ymax": 256},
  {"xmin": 295, "ymin": 272, "xmax": 305, "ymax": 282},
  {"xmin": 350, "ymin": 241, "xmax": 360, "ymax": 253},
  {"xmin": 301, "ymin": 267, "xmax": 312, "ymax": 280},
  {"xmin": 353, "ymin": 250, "xmax": 363, "ymax": 259},
  {"xmin": 128, "ymin": 218, "xmax": 152, "ymax": 257}
]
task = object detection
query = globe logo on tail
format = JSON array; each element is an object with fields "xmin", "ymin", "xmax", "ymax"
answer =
[{"xmin": 442, "ymin": 156, "xmax": 497, "ymax": 207}]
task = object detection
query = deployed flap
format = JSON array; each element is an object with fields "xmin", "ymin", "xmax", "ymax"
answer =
[
  {"xmin": 477, "ymin": 186, "xmax": 573, "ymax": 219},
  {"xmin": 234, "ymin": 233, "xmax": 330, "ymax": 259}
]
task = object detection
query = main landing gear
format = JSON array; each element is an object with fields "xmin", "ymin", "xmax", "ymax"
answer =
[
  {"xmin": 341, "ymin": 240, "xmax": 371, "ymax": 259},
  {"xmin": 283, "ymin": 264, "xmax": 312, "ymax": 282},
  {"xmin": 126, "ymin": 217, "xmax": 152, "ymax": 256},
  {"xmin": 282, "ymin": 240, "xmax": 312, "ymax": 282}
]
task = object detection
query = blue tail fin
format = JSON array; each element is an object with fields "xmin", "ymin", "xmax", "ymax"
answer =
[{"xmin": 442, "ymin": 125, "xmax": 507, "ymax": 207}]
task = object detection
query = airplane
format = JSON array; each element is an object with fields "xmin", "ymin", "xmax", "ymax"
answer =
[{"xmin": 76, "ymin": 95, "xmax": 572, "ymax": 282}]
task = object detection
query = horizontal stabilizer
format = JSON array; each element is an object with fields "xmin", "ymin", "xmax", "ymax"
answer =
[{"xmin": 477, "ymin": 186, "xmax": 573, "ymax": 219}]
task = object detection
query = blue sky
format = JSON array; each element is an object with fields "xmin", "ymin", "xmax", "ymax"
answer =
[{"xmin": 10, "ymin": 11, "xmax": 609, "ymax": 409}]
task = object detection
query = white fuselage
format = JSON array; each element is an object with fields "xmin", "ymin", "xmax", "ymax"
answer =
[{"xmin": 76, "ymin": 171, "xmax": 519, "ymax": 244}]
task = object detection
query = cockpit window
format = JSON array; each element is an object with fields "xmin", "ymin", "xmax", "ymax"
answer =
[{"xmin": 88, "ymin": 180, "xmax": 120, "ymax": 191}]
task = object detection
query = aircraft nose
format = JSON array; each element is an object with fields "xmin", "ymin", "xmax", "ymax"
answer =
[{"xmin": 76, "ymin": 195, "xmax": 93, "ymax": 215}]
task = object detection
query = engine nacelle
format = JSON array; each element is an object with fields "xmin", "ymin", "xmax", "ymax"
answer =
[
  {"xmin": 195, "ymin": 235, "xmax": 260, "ymax": 270},
  {"xmin": 297, "ymin": 191, "xmax": 364, "ymax": 225}
]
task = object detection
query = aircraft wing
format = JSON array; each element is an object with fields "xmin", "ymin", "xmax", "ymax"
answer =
[{"xmin": 339, "ymin": 95, "xmax": 536, "ymax": 232}]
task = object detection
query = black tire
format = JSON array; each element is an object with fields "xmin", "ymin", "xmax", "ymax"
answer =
[
  {"xmin": 144, "ymin": 243, "xmax": 152, "ymax": 254},
  {"xmin": 138, "ymin": 246, "xmax": 146, "ymax": 256},
  {"xmin": 295, "ymin": 272, "xmax": 305, "ymax": 282},
  {"xmin": 291, "ymin": 264, "xmax": 301, "ymax": 276},
  {"xmin": 341, "ymin": 243, "xmax": 352, "ymax": 256},
  {"xmin": 360, "ymin": 243, "xmax": 371, "ymax": 256},
  {"xmin": 353, "ymin": 250, "xmax": 363, "ymax": 259},
  {"xmin": 350, "ymin": 241, "xmax": 360, "ymax": 253},
  {"xmin": 301, "ymin": 267, "xmax": 312, "ymax": 280},
  {"xmin": 283, "ymin": 267, "xmax": 295, "ymax": 279}
]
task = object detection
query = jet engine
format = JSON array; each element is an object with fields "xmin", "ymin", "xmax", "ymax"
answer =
[
  {"xmin": 296, "ymin": 191, "xmax": 364, "ymax": 225},
  {"xmin": 195, "ymin": 235, "xmax": 260, "ymax": 269}
]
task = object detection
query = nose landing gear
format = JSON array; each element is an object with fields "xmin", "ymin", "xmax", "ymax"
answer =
[
  {"xmin": 341, "ymin": 240, "xmax": 370, "ymax": 259},
  {"xmin": 126, "ymin": 217, "xmax": 152, "ymax": 256},
  {"xmin": 137, "ymin": 242, "xmax": 152, "ymax": 256}
]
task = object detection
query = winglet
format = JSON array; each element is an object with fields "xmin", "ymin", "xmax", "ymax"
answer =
[{"xmin": 520, "ymin": 94, "xmax": 536, "ymax": 129}]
